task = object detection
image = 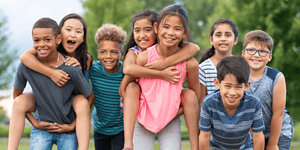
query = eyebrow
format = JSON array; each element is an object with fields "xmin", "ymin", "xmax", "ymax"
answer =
[{"xmin": 65, "ymin": 25, "xmax": 83, "ymax": 30}]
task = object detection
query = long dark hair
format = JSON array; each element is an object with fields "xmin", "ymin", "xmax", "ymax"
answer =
[
  {"xmin": 156, "ymin": 4, "xmax": 192, "ymax": 48},
  {"xmin": 199, "ymin": 18, "xmax": 238, "ymax": 64},
  {"xmin": 124, "ymin": 9, "xmax": 158, "ymax": 57},
  {"xmin": 58, "ymin": 13, "xmax": 89, "ymax": 71}
]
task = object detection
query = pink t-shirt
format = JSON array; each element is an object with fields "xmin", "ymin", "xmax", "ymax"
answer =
[{"xmin": 137, "ymin": 45, "xmax": 186, "ymax": 133}]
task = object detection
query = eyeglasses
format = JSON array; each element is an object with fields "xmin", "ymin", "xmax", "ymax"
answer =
[{"xmin": 244, "ymin": 48, "xmax": 271, "ymax": 57}]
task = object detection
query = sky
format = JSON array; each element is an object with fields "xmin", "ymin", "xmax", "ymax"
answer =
[{"xmin": 0, "ymin": 0, "xmax": 84, "ymax": 95}]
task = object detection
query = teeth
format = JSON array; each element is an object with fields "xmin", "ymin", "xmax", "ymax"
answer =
[{"xmin": 228, "ymin": 98, "xmax": 235, "ymax": 100}]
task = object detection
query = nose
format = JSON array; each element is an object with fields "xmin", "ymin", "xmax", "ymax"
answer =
[
  {"xmin": 167, "ymin": 28, "xmax": 175, "ymax": 36},
  {"xmin": 70, "ymin": 30, "xmax": 76, "ymax": 37},
  {"xmin": 254, "ymin": 50, "xmax": 260, "ymax": 57},
  {"xmin": 221, "ymin": 35, "xmax": 226, "ymax": 41},
  {"xmin": 39, "ymin": 40, "xmax": 45, "ymax": 47},
  {"xmin": 228, "ymin": 88, "xmax": 237, "ymax": 96},
  {"xmin": 106, "ymin": 52, "xmax": 112, "ymax": 58}
]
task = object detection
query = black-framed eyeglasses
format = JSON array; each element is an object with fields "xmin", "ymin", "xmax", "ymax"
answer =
[{"xmin": 244, "ymin": 48, "xmax": 271, "ymax": 57}]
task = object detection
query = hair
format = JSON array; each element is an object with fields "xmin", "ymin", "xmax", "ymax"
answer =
[
  {"xmin": 57, "ymin": 13, "xmax": 89, "ymax": 71},
  {"xmin": 95, "ymin": 23, "xmax": 127, "ymax": 54},
  {"xmin": 243, "ymin": 30, "xmax": 273, "ymax": 52},
  {"xmin": 156, "ymin": 4, "xmax": 192, "ymax": 48},
  {"xmin": 216, "ymin": 55, "xmax": 250, "ymax": 84},
  {"xmin": 32, "ymin": 17, "xmax": 59, "ymax": 37},
  {"xmin": 199, "ymin": 18, "xmax": 238, "ymax": 64},
  {"xmin": 124, "ymin": 9, "xmax": 158, "ymax": 57}
]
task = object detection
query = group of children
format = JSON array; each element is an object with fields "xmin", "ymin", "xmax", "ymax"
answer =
[{"xmin": 7, "ymin": 3, "xmax": 292, "ymax": 150}]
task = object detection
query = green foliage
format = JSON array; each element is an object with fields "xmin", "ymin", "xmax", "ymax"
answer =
[
  {"xmin": 82, "ymin": 0, "xmax": 145, "ymax": 60},
  {"xmin": 0, "ymin": 107, "xmax": 7, "ymax": 124},
  {"xmin": 204, "ymin": 0, "xmax": 300, "ymax": 121},
  {"xmin": 0, "ymin": 10, "xmax": 17, "ymax": 89}
]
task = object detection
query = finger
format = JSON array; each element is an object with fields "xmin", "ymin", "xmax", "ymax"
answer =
[
  {"xmin": 59, "ymin": 70, "xmax": 69, "ymax": 77},
  {"xmin": 47, "ymin": 129, "xmax": 60, "ymax": 133},
  {"xmin": 60, "ymin": 78, "xmax": 69, "ymax": 83}
]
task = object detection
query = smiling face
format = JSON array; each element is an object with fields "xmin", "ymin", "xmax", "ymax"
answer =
[
  {"xmin": 133, "ymin": 18, "xmax": 156, "ymax": 50},
  {"xmin": 32, "ymin": 28, "xmax": 61, "ymax": 58},
  {"xmin": 215, "ymin": 74, "xmax": 250, "ymax": 110},
  {"xmin": 210, "ymin": 23, "xmax": 237, "ymax": 54},
  {"xmin": 155, "ymin": 15, "xmax": 186, "ymax": 49},
  {"xmin": 98, "ymin": 40, "xmax": 124, "ymax": 73},
  {"xmin": 242, "ymin": 41, "xmax": 272, "ymax": 72},
  {"xmin": 60, "ymin": 18, "xmax": 84, "ymax": 57}
]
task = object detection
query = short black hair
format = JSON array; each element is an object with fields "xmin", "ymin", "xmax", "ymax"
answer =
[
  {"xmin": 32, "ymin": 17, "xmax": 59, "ymax": 37},
  {"xmin": 217, "ymin": 55, "xmax": 250, "ymax": 84}
]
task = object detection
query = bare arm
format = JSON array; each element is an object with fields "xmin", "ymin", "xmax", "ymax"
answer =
[
  {"xmin": 253, "ymin": 131, "xmax": 265, "ymax": 150},
  {"xmin": 145, "ymin": 42, "xmax": 200, "ymax": 70},
  {"xmin": 199, "ymin": 130, "xmax": 210, "ymax": 150},
  {"xmin": 20, "ymin": 48, "xmax": 70, "ymax": 87},
  {"xmin": 199, "ymin": 83, "xmax": 207, "ymax": 113},
  {"xmin": 266, "ymin": 74, "xmax": 286, "ymax": 150},
  {"xmin": 119, "ymin": 75, "xmax": 137, "ymax": 99},
  {"xmin": 186, "ymin": 58, "xmax": 201, "ymax": 109},
  {"xmin": 87, "ymin": 91, "xmax": 95, "ymax": 108}
]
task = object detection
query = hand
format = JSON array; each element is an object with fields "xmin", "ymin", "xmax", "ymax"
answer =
[
  {"xmin": 33, "ymin": 121, "xmax": 58, "ymax": 130},
  {"xmin": 161, "ymin": 66, "xmax": 181, "ymax": 84},
  {"xmin": 47, "ymin": 122, "xmax": 75, "ymax": 133},
  {"xmin": 144, "ymin": 59, "xmax": 165, "ymax": 70},
  {"xmin": 49, "ymin": 69, "xmax": 70, "ymax": 87},
  {"xmin": 266, "ymin": 145, "xmax": 279, "ymax": 150},
  {"xmin": 65, "ymin": 57, "xmax": 82, "ymax": 70}
]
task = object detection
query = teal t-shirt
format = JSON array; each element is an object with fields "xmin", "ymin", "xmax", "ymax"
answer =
[{"xmin": 89, "ymin": 61, "xmax": 124, "ymax": 135}]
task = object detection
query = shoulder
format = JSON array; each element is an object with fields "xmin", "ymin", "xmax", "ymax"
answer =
[
  {"xmin": 199, "ymin": 59, "xmax": 214, "ymax": 70},
  {"xmin": 86, "ymin": 54, "xmax": 93, "ymax": 70},
  {"xmin": 203, "ymin": 91, "xmax": 220, "ymax": 105},
  {"xmin": 136, "ymin": 50, "xmax": 148, "ymax": 66},
  {"xmin": 244, "ymin": 92, "xmax": 260, "ymax": 105},
  {"xmin": 265, "ymin": 66, "xmax": 281, "ymax": 81}
]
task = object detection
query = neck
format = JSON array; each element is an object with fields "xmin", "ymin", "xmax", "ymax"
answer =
[
  {"xmin": 210, "ymin": 49, "xmax": 232, "ymax": 67},
  {"xmin": 156, "ymin": 43, "xmax": 179, "ymax": 59},
  {"xmin": 249, "ymin": 66, "xmax": 265, "ymax": 82},
  {"xmin": 39, "ymin": 51, "xmax": 59, "ymax": 68}
]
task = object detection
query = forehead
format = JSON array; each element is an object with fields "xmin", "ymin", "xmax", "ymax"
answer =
[
  {"xmin": 98, "ymin": 40, "xmax": 120, "ymax": 50},
  {"xmin": 63, "ymin": 18, "xmax": 84, "ymax": 29},
  {"xmin": 221, "ymin": 74, "xmax": 240, "ymax": 84},
  {"xmin": 134, "ymin": 18, "xmax": 152, "ymax": 28},
  {"xmin": 162, "ymin": 15, "xmax": 183, "ymax": 26},
  {"xmin": 245, "ymin": 41, "xmax": 269, "ymax": 50},
  {"xmin": 32, "ymin": 28, "xmax": 55, "ymax": 37},
  {"xmin": 214, "ymin": 23, "xmax": 233, "ymax": 33}
]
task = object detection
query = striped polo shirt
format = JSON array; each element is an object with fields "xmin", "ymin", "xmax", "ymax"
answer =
[
  {"xmin": 199, "ymin": 90, "xmax": 265, "ymax": 149},
  {"xmin": 89, "ymin": 61, "xmax": 124, "ymax": 135},
  {"xmin": 199, "ymin": 59, "xmax": 218, "ymax": 95}
]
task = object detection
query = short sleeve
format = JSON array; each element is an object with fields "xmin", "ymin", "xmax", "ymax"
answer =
[
  {"xmin": 199, "ymin": 102, "xmax": 212, "ymax": 131},
  {"xmin": 199, "ymin": 64, "xmax": 206, "ymax": 86},
  {"xmin": 69, "ymin": 66, "xmax": 92, "ymax": 97},
  {"xmin": 13, "ymin": 63, "xmax": 27, "ymax": 89},
  {"xmin": 251, "ymin": 101, "xmax": 265, "ymax": 132}
]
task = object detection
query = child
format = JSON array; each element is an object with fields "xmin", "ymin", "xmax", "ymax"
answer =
[
  {"xmin": 121, "ymin": 9, "xmax": 200, "ymax": 149},
  {"xmin": 8, "ymin": 13, "xmax": 93, "ymax": 150},
  {"xmin": 10, "ymin": 17, "xmax": 93, "ymax": 150},
  {"xmin": 199, "ymin": 56, "xmax": 265, "ymax": 150},
  {"xmin": 131, "ymin": 4, "xmax": 200, "ymax": 150},
  {"xmin": 242, "ymin": 30, "xmax": 293, "ymax": 150},
  {"xmin": 89, "ymin": 23, "xmax": 126, "ymax": 150},
  {"xmin": 198, "ymin": 19, "xmax": 238, "ymax": 105}
]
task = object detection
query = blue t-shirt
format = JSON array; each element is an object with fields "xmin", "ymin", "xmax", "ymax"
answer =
[
  {"xmin": 199, "ymin": 90, "xmax": 265, "ymax": 150},
  {"xmin": 89, "ymin": 61, "xmax": 124, "ymax": 135}
]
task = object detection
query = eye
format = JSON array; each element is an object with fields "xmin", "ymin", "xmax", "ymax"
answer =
[
  {"xmin": 248, "ymin": 48, "xmax": 256, "ymax": 52},
  {"xmin": 100, "ymin": 51, "xmax": 106, "ymax": 54},
  {"xmin": 33, "ymin": 39, "xmax": 39, "ymax": 42},
  {"xmin": 226, "ymin": 33, "xmax": 231, "ymax": 37},
  {"xmin": 134, "ymin": 29, "xmax": 140, "ymax": 33},
  {"xmin": 45, "ymin": 38, "xmax": 51, "ymax": 42},
  {"xmin": 163, "ymin": 25, "xmax": 169, "ymax": 29},
  {"xmin": 215, "ymin": 33, "xmax": 221, "ymax": 37},
  {"xmin": 77, "ymin": 30, "xmax": 82, "ymax": 33},
  {"xmin": 259, "ymin": 50, "xmax": 268, "ymax": 54},
  {"xmin": 225, "ymin": 85, "xmax": 230, "ymax": 88},
  {"xmin": 66, "ymin": 28, "xmax": 71, "ymax": 31}
]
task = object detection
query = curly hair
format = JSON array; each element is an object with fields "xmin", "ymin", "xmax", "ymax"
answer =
[{"xmin": 95, "ymin": 24, "xmax": 127, "ymax": 52}]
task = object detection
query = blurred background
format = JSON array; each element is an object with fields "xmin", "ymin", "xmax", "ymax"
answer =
[{"xmin": 0, "ymin": 0, "xmax": 299, "ymax": 143}]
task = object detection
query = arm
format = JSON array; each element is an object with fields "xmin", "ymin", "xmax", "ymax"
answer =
[
  {"xmin": 145, "ymin": 42, "xmax": 200, "ymax": 70},
  {"xmin": 266, "ymin": 74, "xmax": 286, "ymax": 150},
  {"xmin": 186, "ymin": 58, "xmax": 201, "ymax": 110},
  {"xmin": 20, "ymin": 48, "xmax": 70, "ymax": 87},
  {"xmin": 119, "ymin": 75, "xmax": 137, "ymax": 99},
  {"xmin": 253, "ymin": 131, "xmax": 265, "ymax": 150},
  {"xmin": 199, "ymin": 84, "xmax": 207, "ymax": 113},
  {"xmin": 87, "ymin": 91, "xmax": 95, "ymax": 108},
  {"xmin": 199, "ymin": 130, "xmax": 210, "ymax": 150},
  {"xmin": 124, "ymin": 50, "xmax": 181, "ymax": 83}
]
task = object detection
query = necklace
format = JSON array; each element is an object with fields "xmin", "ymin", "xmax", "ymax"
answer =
[{"xmin": 55, "ymin": 53, "xmax": 60, "ymax": 68}]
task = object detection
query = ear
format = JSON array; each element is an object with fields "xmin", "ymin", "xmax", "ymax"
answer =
[
  {"xmin": 56, "ymin": 34, "xmax": 62, "ymax": 45},
  {"xmin": 183, "ymin": 29, "xmax": 188, "ymax": 39},
  {"xmin": 268, "ymin": 53, "xmax": 272, "ymax": 62},
  {"xmin": 244, "ymin": 81, "xmax": 251, "ymax": 91},
  {"xmin": 210, "ymin": 36, "xmax": 213, "ymax": 45},
  {"xmin": 153, "ymin": 22, "xmax": 158, "ymax": 34},
  {"xmin": 242, "ymin": 50, "xmax": 245, "ymax": 56},
  {"xmin": 214, "ymin": 78, "xmax": 221, "ymax": 89},
  {"xmin": 234, "ymin": 36, "xmax": 238, "ymax": 45}
]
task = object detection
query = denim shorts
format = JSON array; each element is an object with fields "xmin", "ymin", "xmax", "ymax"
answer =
[{"xmin": 30, "ymin": 113, "xmax": 78, "ymax": 150}]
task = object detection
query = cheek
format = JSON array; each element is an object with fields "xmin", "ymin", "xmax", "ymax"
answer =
[{"xmin": 149, "ymin": 37, "xmax": 155, "ymax": 46}]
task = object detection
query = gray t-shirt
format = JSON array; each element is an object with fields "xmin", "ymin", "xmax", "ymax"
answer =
[
  {"xmin": 13, "ymin": 57, "xmax": 92, "ymax": 124},
  {"xmin": 247, "ymin": 66, "xmax": 293, "ymax": 139}
]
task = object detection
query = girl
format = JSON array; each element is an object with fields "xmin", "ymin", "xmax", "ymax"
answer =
[
  {"xmin": 9, "ymin": 13, "xmax": 93, "ymax": 150},
  {"xmin": 198, "ymin": 18, "xmax": 238, "ymax": 105},
  {"xmin": 120, "ymin": 9, "xmax": 200, "ymax": 150}
]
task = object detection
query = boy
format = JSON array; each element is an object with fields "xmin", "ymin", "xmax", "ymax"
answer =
[
  {"xmin": 89, "ymin": 24, "xmax": 126, "ymax": 149},
  {"xmin": 9, "ymin": 18, "xmax": 93, "ymax": 150},
  {"xmin": 242, "ymin": 30, "xmax": 293, "ymax": 150},
  {"xmin": 199, "ymin": 56, "xmax": 265, "ymax": 150}
]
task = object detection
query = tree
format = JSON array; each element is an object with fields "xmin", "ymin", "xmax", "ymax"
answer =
[
  {"xmin": 0, "ymin": 10, "xmax": 17, "ymax": 89},
  {"xmin": 203, "ymin": 0, "xmax": 300, "ymax": 121},
  {"xmin": 82, "ymin": 0, "xmax": 144, "ymax": 59}
]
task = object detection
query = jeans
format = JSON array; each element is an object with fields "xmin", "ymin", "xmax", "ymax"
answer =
[
  {"xmin": 94, "ymin": 131, "xmax": 124, "ymax": 150},
  {"xmin": 30, "ymin": 112, "xmax": 78, "ymax": 150}
]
